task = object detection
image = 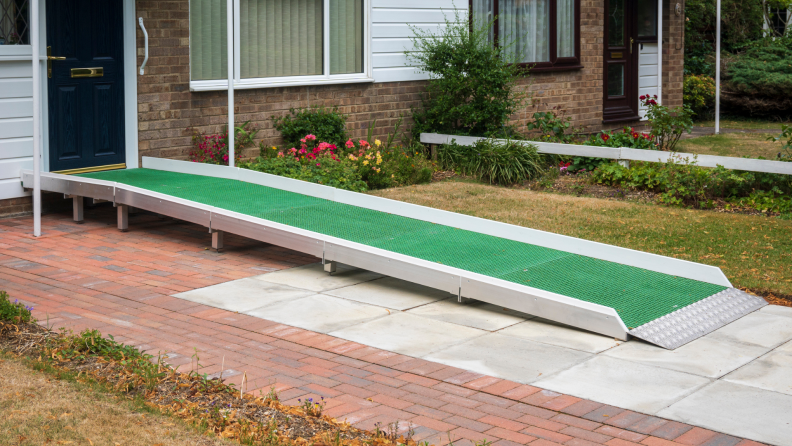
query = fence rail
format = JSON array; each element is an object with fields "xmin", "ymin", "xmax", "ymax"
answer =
[{"xmin": 420, "ymin": 133, "xmax": 792, "ymax": 176}]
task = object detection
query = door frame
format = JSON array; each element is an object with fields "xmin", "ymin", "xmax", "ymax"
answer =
[
  {"xmin": 602, "ymin": 0, "xmax": 640, "ymax": 124},
  {"xmin": 39, "ymin": 0, "xmax": 138, "ymax": 172}
]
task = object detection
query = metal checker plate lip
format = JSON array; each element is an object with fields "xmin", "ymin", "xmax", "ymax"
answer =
[{"xmin": 629, "ymin": 288, "xmax": 768, "ymax": 349}]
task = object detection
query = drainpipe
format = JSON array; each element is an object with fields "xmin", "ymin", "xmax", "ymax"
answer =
[
  {"xmin": 715, "ymin": 0, "xmax": 721, "ymax": 134},
  {"xmin": 227, "ymin": 0, "xmax": 235, "ymax": 167},
  {"xmin": 657, "ymin": 0, "xmax": 663, "ymax": 105},
  {"xmin": 31, "ymin": 0, "xmax": 41, "ymax": 237}
]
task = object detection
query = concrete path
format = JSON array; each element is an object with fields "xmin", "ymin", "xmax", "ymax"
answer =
[
  {"xmin": 0, "ymin": 209, "xmax": 782, "ymax": 446},
  {"xmin": 174, "ymin": 262, "xmax": 792, "ymax": 446}
]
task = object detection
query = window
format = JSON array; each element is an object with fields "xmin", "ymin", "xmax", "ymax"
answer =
[
  {"xmin": 0, "ymin": 0, "xmax": 28, "ymax": 45},
  {"xmin": 471, "ymin": 0, "xmax": 580, "ymax": 71},
  {"xmin": 189, "ymin": 0, "xmax": 369, "ymax": 90}
]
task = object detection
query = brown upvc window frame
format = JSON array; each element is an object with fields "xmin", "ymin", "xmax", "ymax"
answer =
[{"xmin": 469, "ymin": 0, "xmax": 582, "ymax": 72}]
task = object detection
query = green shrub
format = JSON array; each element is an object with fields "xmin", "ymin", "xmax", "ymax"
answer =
[
  {"xmin": 590, "ymin": 155, "xmax": 792, "ymax": 211},
  {"xmin": 640, "ymin": 95, "xmax": 694, "ymax": 151},
  {"xmin": 344, "ymin": 138, "xmax": 434, "ymax": 189},
  {"xmin": 726, "ymin": 37, "xmax": 792, "ymax": 97},
  {"xmin": 439, "ymin": 139, "xmax": 544, "ymax": 185},
  {"xmin": 683, "ymin": 75, "xmax": 716, "ymax": 117},
  {"xmin": 768, "ymin": 124, "xmax": 792, "ymax": 161},
  {"xmin": 408, "ymin": 11, "xmax": 528, "ymax": 139},
  {"xmin": 189, "ymin": 121, "xmax": 258, "ymax": 165},
  {"xmin": 242, "ymin": 153, "xmax": 368, "ymax": 192},
  {"xmin": 0, "ymin": 291, "xmax": 33, "ymax": 324},
  {"xmin": 526, "ymin": 107, "xmax": 575, "ymax": 143},
  {"xmin": 273, "ymin": 107, "xmax": 348, "ymax": 150}
]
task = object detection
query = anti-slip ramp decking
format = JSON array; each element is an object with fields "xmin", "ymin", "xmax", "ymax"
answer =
[{"xmin": 21, "ymin": 157, "xmax": 766, "ymax": 349}]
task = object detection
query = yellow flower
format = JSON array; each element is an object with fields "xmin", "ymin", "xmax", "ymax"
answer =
[
  {"xmin": 363, "ymin": 160, "xmax": 369, "ymax": 165},
  {"xmin": 375, "ymin": 139, "xmax": 382, "ymax": 146},
  {"xmin": 271, "ymin": 146, "xmax": 277, "ymax": 150},
  {"xmin": 377, "ymin": 158, "xmax": 382, "ymax": 165}
]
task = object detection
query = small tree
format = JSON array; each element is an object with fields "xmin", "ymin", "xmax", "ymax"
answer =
[{"xmin": 408, "ymin": 10, "xmax": 529, "ymax": 139}]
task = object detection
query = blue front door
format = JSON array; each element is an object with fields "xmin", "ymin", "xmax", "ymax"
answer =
[{"xmin": 47, "ymin": 0, "xmax": 126, "ymax": 172}]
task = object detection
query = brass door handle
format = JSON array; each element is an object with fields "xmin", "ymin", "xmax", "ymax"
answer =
[
  {"xmin": 630, "ymin": 38, "xmax": 634, "ymax": 55},
  {"xmin": 47, "ymin": 46, "xmax": 66, "ymax": 78}
]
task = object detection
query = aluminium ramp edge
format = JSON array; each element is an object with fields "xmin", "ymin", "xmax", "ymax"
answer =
[{"xmin": 20, "ymin": 166, "xmax": 767, "ymax": 349}]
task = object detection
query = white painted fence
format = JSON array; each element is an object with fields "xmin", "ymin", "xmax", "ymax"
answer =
[{"xmin": 420, "ymin": 133, "xmax": 792, "ymax": 176}]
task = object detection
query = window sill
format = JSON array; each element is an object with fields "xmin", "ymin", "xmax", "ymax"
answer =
[
  {"xmin": 190, "ymin": 75, "xmax": 375, "ymax": 92},
  {"xmin": 522, "ymin": 64, "xmax": 584, "ymax": 73}
]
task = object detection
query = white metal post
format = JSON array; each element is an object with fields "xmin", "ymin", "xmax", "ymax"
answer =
[
  {"xmin": 715, "ymin": 0, "xmax": 721, "ymax": 134},
  {"xmin": 657, "ymin": 0, "xmax": 663, "ymax": 104},
  {"xmin": 227, "ymin": 0, "xmax": 235, "ymax": 167},
  {"xmin": 31, "ymin": 0, "xmax": 41, "ymax": 237}
]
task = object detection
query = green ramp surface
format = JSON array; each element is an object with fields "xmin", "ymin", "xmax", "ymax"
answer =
[{"xmin": 81, "ymin": 168, "xmax": 726, "ymax": 329}]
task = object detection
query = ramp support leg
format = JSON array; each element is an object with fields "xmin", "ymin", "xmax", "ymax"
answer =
[
  {"xmin": 117, "ymin": 204, "xmax": 129, "ymax": 232},
  {"xmin": 211, "ymin": 230, "xmax": 224, "ymax": 252},
  {"xmin": 72, "ymin": 196, "xmax": 84, "ymax": 224},
  {"xmin": 324, "ymin": 261, "xmax": 337, "ymax": 274}
]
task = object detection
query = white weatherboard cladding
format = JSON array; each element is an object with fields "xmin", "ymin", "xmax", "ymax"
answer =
[
  {"xmin": 638, "ymin": 43, "xmax": 659, "ymax": 120},
  {"xmin": 371, "ymin": 0, "xmax": 464, "ymax": 83},
  {"xmin": 0, "ymin": 60, "xmax": 33, "ymax": 200}
]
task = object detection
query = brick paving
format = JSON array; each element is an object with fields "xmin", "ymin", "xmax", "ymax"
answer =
[{"xmin": 0, "ymin": 209, "xmax": 765, "ymax": 446}]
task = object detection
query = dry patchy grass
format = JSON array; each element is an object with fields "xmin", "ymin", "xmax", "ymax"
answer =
[
  {"xmin": 676, "ymin": 132, "xmax": 783, "ymax": 159},
  {"xmin": 694, "ymin": 118, "xmax": 789, "ymax": 130},
  {"xmin": 371, "ymin": 181, "xmax": 792, "ymax": 296},
  {"xmin": 0, "ymin": 354, "xmax": 230, "ymax": 446}
]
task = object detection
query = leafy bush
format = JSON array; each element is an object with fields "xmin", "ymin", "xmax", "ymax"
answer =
[
  {"xmin": 683, "ymin": 75, "xmax": 716, "ymax": 117},
  {"xmin": 243, "ymin": 153, "xmax": 368, "ymax": 192},
  {"xmin": 189, "ymin": 121, "xmax": 257, "ymax": 165},
  {"xmin": 273, "ymin": 107, "xmax": 348, "ymax": 150},
  {"xmin": 641, "ymin": 95, "xmax": 694, "ymax": 151},
  {"xmin": 768, "ymin": 124, "xmax": 792, "ymax": 161},
  {"xmin": 344, "ymin": 138, "xmax": 434, "ymax": 189},
  {"xmin": 591, "ymin": 155, "xmax": 792, "ymax": 211},
  {"xmin": 438, "ymin": 139, "xmax": 545, "ymax": 185},
  {"xmin": 722, "ymin": 36, "xmax": 792, "ymax": 114},
  {"xmin": 526, "ymin": 107, "xmax": 575, "ymax": 143},
  {"xmin": 0, "ymin": 291, "xmax": 33, "ymax": 324},
  {"xmin": 408, "ymin": 11, "xmax": 528, "ymax": 139}
]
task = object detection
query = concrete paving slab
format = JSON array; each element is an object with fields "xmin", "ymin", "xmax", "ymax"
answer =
[
  {"xmin": 245, "ymin": 294, "xmax": 391, "ymax": 333},
  {"xmin": 604, "ymin": 336, "xmax": 768, "ymax": 378},
  {"xmin": 723, "ymin": 340, "xmax": 792, "ymax": 396},
  {"xmin": 329, "ymin": 312, "xmax": 486, "ymax": 357},
  {"xmin": 659, "ymin": 380, "xmax": 792, "ymax": 446},
  {"xmin": 424, "ymin": 333, "xmax": 592, "ymax": 383},
  {"xmin": 760, "ymin": 304, "xmax": 792, "ymax": 319},
  {"xmin": 174, "ymin": 278, "xmax": 314, "ymax": 312},
  {"xmin": 406, "ymin": 298, "xmax": 531, "ymax": 331},
  {"xmin": 324, "ymin": 277, "xmax": 451, "ymax": 310},
  {"xmin": 707, "ymin": 309, "xmax": 792, "ymax": 349},
  {"xmin": 535, "ymin": 356, "xmax": 711, "ymax": 414},
  {"xmin": 499, "ymin": 318, "xmax": 622, "ymax": 353},
  {"xmin": 254, "ymin": 263, "xmax": 383, "ymax": 292}
]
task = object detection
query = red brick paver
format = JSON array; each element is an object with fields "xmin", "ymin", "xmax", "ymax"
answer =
[{"xmin": 0, "ymin": 210, "xmax": 768, "ymax": 446}]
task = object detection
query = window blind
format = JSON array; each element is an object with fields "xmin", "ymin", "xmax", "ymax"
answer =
[
  {"xmin": 240, "ymin": 0, "xmax": 323, "ymax": 79},
  {"xmin": 330, "ymin": 0, "xmax": 363, "ymax": 74},
  {"xmin": 190, "ymin": 0, "xmax": 228, "ymax": 80},
  {"xmin": 557, "ymin": 0, "xmax": 574, "ymax": 57}
]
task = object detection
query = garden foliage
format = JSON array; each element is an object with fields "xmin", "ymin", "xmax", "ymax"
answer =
[
  {"xmin": 641, "ymin": 95, "xmax": 694, "ymax": 151},
  {"xmin": 526, "ymin": 107, "xmax": 575, "ymax": 143},
  {"xmin": 188, "ymin": 121, "xmax": 257, "ymax": 165},
  {"xmin": 769, "ymin": 124, "xmax": 792, "ymax": 161},
  {"xmin": 591, "ymin": 156, "xmax": 792, "ymax": 213},
  {"xmin": 272, "ymin": 106, "xmax": 349, "ymax": 150},
  {"xmin": 0, "ymin": 290, "xmax": 33, "ymax": 324},
  {"xmin": 438, "ymin": 139, "xmax": 544, "ymax": 185},
  {"xmin": 723, "ymin": 36, "xmax": 792, "ymax": 113},
  {"xmin": 408, "ymin": 11, "xmax": 528, "ymax": 138},
  {"xmin": 683, "ymin": 75, "xmax": 716, "ymax": 117}
]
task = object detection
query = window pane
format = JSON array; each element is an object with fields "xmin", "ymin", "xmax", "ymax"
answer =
[
  {"xmin": 240, "ymin": 0, "xmax": 323, "ymax": 79},
  {"xmin": 0, "ymin": 0, "xmax": 29, "ymax": 44},
  {"xmin": 330, "ymin": 0, "xmax": 363, "ymax": 74},
  {"xmin": 190, "ymin": 0, "xmax": 227, "ymax": 80},
  {"xmin": 471, "ymin": 0, "xmax": 495, "ymax": 43},
  {"xmin": 607, "ymin": 63, "xmax": 624, "ymax": 96},
  {"xmin": 557, "ymin": 0, "xmax": 574, "ymax": 58},
  {"xmin": 500, "ymin": 0, "xmax": 549, "ymax": 63},
  {"xmin": 608, "ymin": 0, "xmax": 624, "ymax": 46},
  {"xmin": 637, "ymin": 0, "xmax": 657, "ymax": 37}
]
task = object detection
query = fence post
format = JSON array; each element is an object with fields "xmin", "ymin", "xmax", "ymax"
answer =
[
  {"xmin": 430, "ymin": 144, "xmax": 438, "ymax": 162},
  {"xmin": 618, "ymin": 160, "xmax": 630, "ymax": 169}
]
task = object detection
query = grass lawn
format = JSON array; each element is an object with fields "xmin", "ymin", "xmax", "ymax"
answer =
[
  {"xmin": 694, "ymin": 118, "xmax": 790, "ymax": 130},
  {"xmin": 0, "ymin": 352, "xmax": 228, "ymax": 446},
  {"xmin": 372, "ymin": 180, "xmax": 792, "ymax": 297},
  {"xmin": 676, "ymin": 132, "xmax": 783, "ymax": 159}
]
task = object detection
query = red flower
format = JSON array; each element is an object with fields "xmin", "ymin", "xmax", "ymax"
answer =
[{"xmin": 600, "ymin": 133, "xmax": 610, "ymax": 142}]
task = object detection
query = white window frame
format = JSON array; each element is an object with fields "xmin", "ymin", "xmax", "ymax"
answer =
[{"xmin": 189, "ymin": 0, "xmax": 373, "ymax": 92}]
